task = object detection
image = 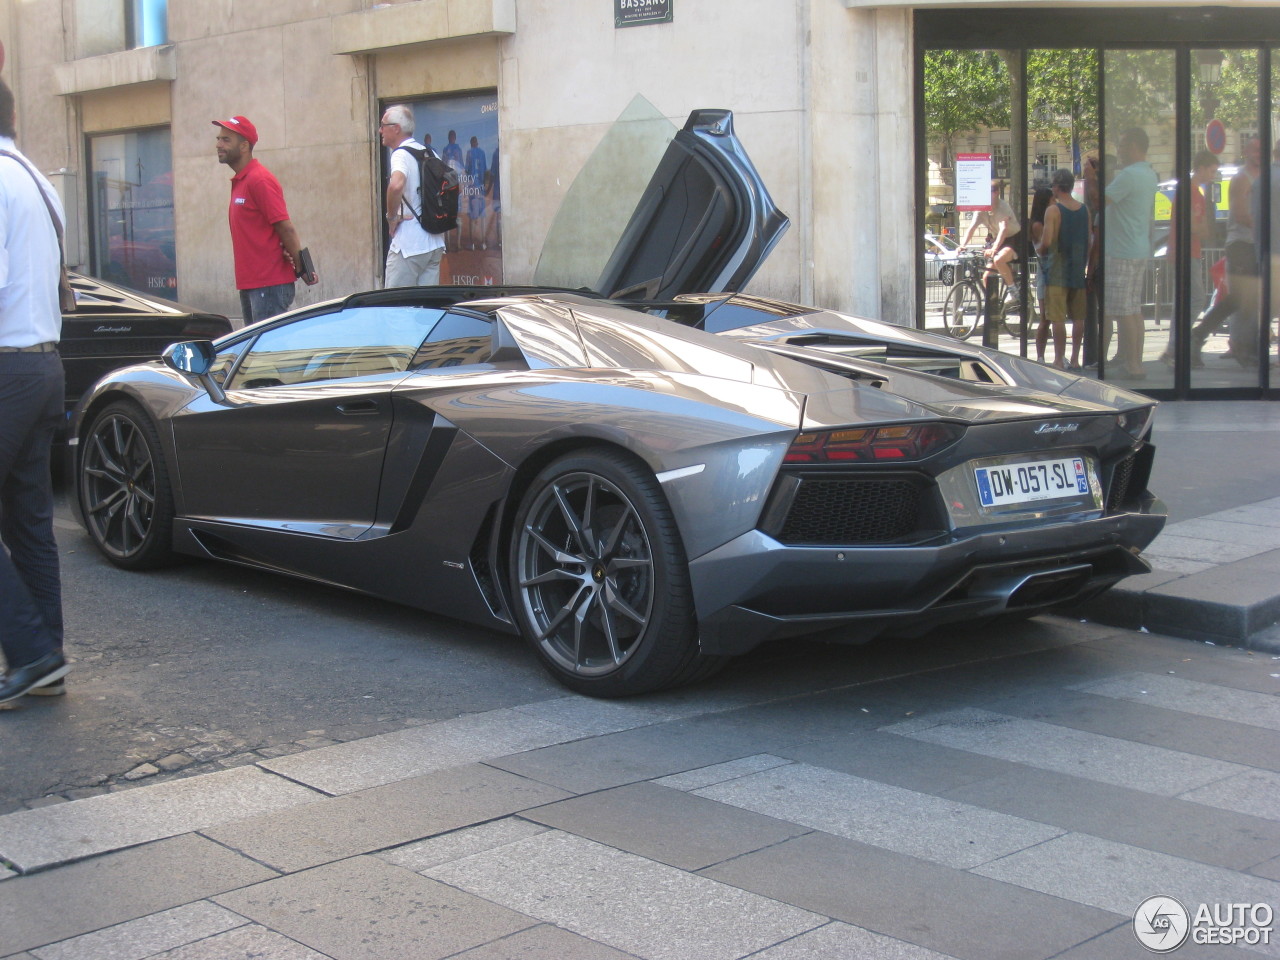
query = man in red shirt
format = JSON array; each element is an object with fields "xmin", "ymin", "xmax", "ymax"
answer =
[{"xmin": 213, "ymin": 116, "xmax": 317, "ymax": 326}]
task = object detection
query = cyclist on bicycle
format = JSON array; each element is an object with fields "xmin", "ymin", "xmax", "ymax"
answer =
[{"xmin": 961, "ymin": 180, "xmax": 1022, "ymax": 292}]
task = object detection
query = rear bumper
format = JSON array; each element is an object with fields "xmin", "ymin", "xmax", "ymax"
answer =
[{"xmin": 689, "ymin": 505, "xmax": 1166, "ymax": 655}]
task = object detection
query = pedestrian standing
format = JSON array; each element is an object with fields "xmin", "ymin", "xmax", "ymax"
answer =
[
  {"xmin": 213, "ymin": 115, "xmax": 317, "ymax": 326},
  {"xmin": 0, "ymin": 77, "xmax": 71, "ymax": 703},
  {"xmin": 1103, "ymin": 127, "xmax": 1159, "ymax": 378},
  {"xmin": 1037, "ymin": 168, "xmax": 1091, "ymax": 370},
  {"xmin": 380, "ymin": 104, "xmax": 446, "ymax": 286}
]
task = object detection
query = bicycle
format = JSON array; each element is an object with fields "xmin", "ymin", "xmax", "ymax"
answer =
[{"xmin": 941, "ymin": 253, "xmax": 1032, "ymax": 341}]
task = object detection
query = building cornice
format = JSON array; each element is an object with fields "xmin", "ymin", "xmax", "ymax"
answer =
[
  {"xmin": 331, "ymin": 0, "xmax": 516, "ymax": 56},
  {"xmin": 53, "ymin": 44, "xmax": 175, "ymax": 97}
]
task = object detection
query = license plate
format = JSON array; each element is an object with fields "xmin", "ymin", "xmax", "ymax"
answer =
[{"xmin": 974, "ymin": 456, "xmax": 1090, "ymax": 508}]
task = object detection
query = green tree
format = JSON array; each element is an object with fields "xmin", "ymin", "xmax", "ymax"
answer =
[
  {"xmin": 923, "ymin": 50, "xmax": 1009, "ymax": 165},
  {"xmin": 1027, "ymin": 49, "xmax": 1099, "ymax": 160}
]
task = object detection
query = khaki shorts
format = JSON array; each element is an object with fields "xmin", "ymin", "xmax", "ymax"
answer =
[{"xmin": 1045, "ymin": 286, "xmax": 1087, "ymax": 325}]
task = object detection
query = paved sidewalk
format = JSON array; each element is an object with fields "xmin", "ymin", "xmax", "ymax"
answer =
[
  {"xmin": 1073, "ymin": 401, "xmax": 1280, "ymax": 650},
  {"xmin": 3, "ymin": 621, "xmax": 1280, "ymax": 960}
]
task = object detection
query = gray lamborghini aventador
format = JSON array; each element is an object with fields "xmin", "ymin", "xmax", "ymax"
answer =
[{"xmin": 70, "ymin": 110, "xmax": 1165, "ymax": 696}]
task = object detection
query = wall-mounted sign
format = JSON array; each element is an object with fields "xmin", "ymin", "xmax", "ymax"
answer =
[
  {"xmin": 615, "ymin": 0, "xmax": 672, "ymax": 28},
  {"xmin": 955, "ymin": 153, "xmax": 993, "ymax": 211}
]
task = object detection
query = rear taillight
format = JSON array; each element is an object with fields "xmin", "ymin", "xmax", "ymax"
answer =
[{"xmin": 784, "ymin": 423, "xmax": 961, "ymax": 463}]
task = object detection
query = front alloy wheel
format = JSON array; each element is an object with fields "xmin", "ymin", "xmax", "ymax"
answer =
[
  {"xmin": 79, "ymin": 401, "xmax": 176, "ymax": 569},
  {"xmin": 510, "ymin": 450, "xmax": 712, "ymax": 696}
]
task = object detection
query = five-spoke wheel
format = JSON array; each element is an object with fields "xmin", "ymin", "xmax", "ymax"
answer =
[
  {"xmin": 79, "ymin": 401, "xmax": 175, "ymax": 569},
  {"xmin": 509, "ymin": 450, "xmax": 713, "ymax": 696}
]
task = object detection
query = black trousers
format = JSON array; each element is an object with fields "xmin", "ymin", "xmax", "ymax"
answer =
[{"xmin": 0, "ymin": 349, "xmax": 64, "ymax": 668}]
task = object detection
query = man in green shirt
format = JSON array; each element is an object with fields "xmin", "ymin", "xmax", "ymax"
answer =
[{"xmin": 1104, "ymin": 128, "xmax": 1158, "ymax": 378}]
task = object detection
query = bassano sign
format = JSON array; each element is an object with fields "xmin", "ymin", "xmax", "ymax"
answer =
[{"xmin": 615, "ymin": 0, "xmax": 672, "ymax": 28}]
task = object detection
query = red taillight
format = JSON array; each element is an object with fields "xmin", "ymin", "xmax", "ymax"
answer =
[{"xmin": 784, "ymin": 423, "xmax": 960, "ymax": 463}]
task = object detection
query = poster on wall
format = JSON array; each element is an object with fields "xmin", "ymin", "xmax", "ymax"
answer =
[
  {"xmin": 403, "ymin": 92, "xmax": 501, "ymax": 285},
  {"xmin": 955, "ymin": 153, "xmax": 993, "ymax": 211}
]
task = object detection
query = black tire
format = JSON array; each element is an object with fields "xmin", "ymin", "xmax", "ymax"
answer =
[
  {"xmin": 78, "ymin": 400, "xmax": 176, "ymax": 570},
  {"xmin": 938, "ymin": 263, "xmax": 955, "ymax": 287},
  {"xmin": 943, "ymin": 283, "xmax": 982, "ymax": 340},
  {"xmin": 508, "ymin": 449, "xmax": 718, "ymax": 696}
]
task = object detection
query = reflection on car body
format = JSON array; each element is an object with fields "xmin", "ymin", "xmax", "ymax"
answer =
[{"xmin": 69, "ymin": 110, "xmax": 1165, "ymax": 697}]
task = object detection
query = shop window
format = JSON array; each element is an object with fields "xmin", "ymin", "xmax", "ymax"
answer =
[
  {"xmin": 88, "ymin": 127, "xmax": 177, "ymax": 299},
  {"xmin": 76, "ymin": 0, "xmax": 167, "ymax": 58}
]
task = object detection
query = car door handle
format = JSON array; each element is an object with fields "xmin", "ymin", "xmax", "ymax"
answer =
[{"xmin": 336, "ymin": 400, "xmax": 380, "ymax": 415}]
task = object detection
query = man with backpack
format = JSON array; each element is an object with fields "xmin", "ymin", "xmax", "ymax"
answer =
[{"xmin": 380, "ymin": 104, "xmax": 445, "ymax": 286}]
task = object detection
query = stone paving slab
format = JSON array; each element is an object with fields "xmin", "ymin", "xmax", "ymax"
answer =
[
  {"xmin": 0, "ymin": 834, "xmax": 277, "ymax": 956},
  {"xmin": 940, "ymin": 764, "xmax": 1280, "ymax": 871},
  {"xmin": 693, "ymin": 762, "xmax": 1062, "ymax": 870},
  {"xmin": 1077, "ymin": 546, "xmax": 1280, "ymax": 648},
  {"xmin": 1051, "ymin": 924, "xmax": 1256, "ymax": 960},
  {"xmin": 1253, "ymin": 854, "xmax": 1280, "ymax": 883},
  {"xmin": 446, "ymin": 923, "xmax": 642, "ymax": 960},
  {"xmin": 376, "ymin": 817, "xmax": 550, "ymax": 873},
  {"xmin": 0, "ymin": 766, "xmax": 323, "ymax": 873},
  {"xmin": 747, "ymin": 922, "xmax": 961, "ymax": 960},
  {"xmin": 970, "ymin": 832, "xmax": 1280, "ymax": 958},
  {"xmin": 215, "ymin": 856, "xmax": 537, "ymax": 960},
  {"xmin": 522, "ymin": 781, "xmax": 813, "ymax": 871},
  {"xmin": 257, "ymin": 707, "xmax": 586, "ymax": 796},
  {"xmin": 139, "ymin": 925, "xmax": 330, "ymax": 960},
  {"xmin": 424, "ymin": 830, "xmax": 826, "ymax": 960},
  {"xmin": 776, "ymin": 730, "xmax": 1022, "ymax": 795},
  {"xmin": 484, "ymin": 718, "xmax": 773, "ymax": 794},
  {"xmin": 991, "ymin": 688, "xmax": 1280, "ymax": 772},
  {"xmin": 1072, "ymin": 672, "xmax": 1280, "ymax": 731},
  {"xmin": 1069, "ymin": 491, "xmax": 1280, "ymax": 648},
  {"xmin": 699, "ymin": 831, "xmax": 1123, "ymax": 960},
  {"xmin": 1146, "ymin": 533, "xmax": 1275, "ymax": 565},
  {"xmin": 651, "ymin": 754, "xmax": 792, "ymax": 791},
  {"xmin": 200, "ymin": 763, "xmax": 570, "ymax": 874},
  {"xmin": 883, "ymin": 707, "xmax": 1247, "ymax": 796},
  {"xmin": 1178, "ymin": 768, "xmax": 1280, "ymax": 821},
  {"xmin": 26, "ymin": 902, "xmax": 248, "ymax": 960}
]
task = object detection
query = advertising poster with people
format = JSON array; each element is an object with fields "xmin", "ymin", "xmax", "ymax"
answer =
[{"xmin": 408, "ymin": 92, "xmax": 501, "ymax": 285}]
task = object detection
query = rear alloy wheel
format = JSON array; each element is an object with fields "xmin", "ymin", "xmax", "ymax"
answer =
[
  {"xmin": 79, "ymin": 401, "xmax": 176, "ymax": 570},
  {"xmin": 510, "ymin": 450, "xmax": 714, "ymax": 696},
  {"xmin": 943, "ymin": 283, "xmax": 982, "ymax": 340}
]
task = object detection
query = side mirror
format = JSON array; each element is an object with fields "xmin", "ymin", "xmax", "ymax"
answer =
[
  {"xmin": 162, "ymin": 340, "xmax": 215, "ymax": 376},
  {"xmin": 161, "ymin": 340, "xmax": 229, "ymax": 404}
]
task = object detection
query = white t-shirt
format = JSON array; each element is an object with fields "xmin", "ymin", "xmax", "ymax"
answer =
[
  {"xmin": 0, "ymin": 138, "xmax": 63, "ymax": 347},
  {"xmin": 390, "ymin": 139, "xmax": 446, "ymax": 258}
]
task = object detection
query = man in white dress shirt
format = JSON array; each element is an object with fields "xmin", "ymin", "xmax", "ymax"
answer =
[{"xmin": 0, "ymin": 77, "xmax": 71, "ymax": 703}]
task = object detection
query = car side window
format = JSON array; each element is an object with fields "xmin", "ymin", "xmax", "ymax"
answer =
[
  {"xmin": 208, "ymin": 339, "xmax": 249, "ymax": 385},
  {"xmin": 228, "ymin": 306, "xmax": 446, "ymax": 389},
  {"xmin": 409, "ymin": 311, "xmax": 494, "ymax": 369}
]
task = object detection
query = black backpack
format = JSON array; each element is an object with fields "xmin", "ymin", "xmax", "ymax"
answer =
[{"xmin": 395, "ymin": 145, "xmax": 460, "ymax": 234}]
